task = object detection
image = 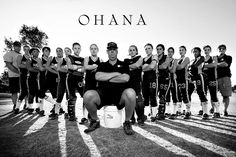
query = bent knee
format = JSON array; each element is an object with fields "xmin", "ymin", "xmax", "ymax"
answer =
[
  {"xmin": 123, "ymin": 88, "xmax": 136, "ymax": 99},
  {"xmin": 83, "ymin": 90, "xmax": 99, "ymax": 102}
]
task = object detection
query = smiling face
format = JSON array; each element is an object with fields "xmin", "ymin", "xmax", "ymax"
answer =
[
  {"xmin": 179, "ymin": 47, "xmax": 186, "ymax": 57},
  {"xmin": 32, "ymin": 49, "xmax": 39, "ymax": 58},
  {"xmin": 23, "ymin": 46, "xmax": 30, "ymax": 55}
]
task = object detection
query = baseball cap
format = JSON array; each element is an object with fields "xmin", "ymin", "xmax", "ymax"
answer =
[
  {"xmin": 218, "ymin": 44, "xmax": 226, "ymax": 50},
  {"xmin": 107, "ymin": 42, "xmax": 118, "ymax": 50}
]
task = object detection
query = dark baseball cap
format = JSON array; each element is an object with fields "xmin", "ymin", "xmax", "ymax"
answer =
[
  {"xmin": 13, "ymin": 41, "xmax": 21, "ymax": 47},
  {"xmin": 218, "ymin": 44, "xmax": 226, "ymax": 50},
  {"xmin": 107, "ymin": 42, "xmax": 118, "ymax": 50}
]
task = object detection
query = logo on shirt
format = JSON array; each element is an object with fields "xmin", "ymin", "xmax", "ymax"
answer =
[{"xmin": 75, "ymin": 61, "xmax": 81, "ymax": 64}]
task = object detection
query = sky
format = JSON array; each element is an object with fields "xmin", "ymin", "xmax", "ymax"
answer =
[{"xmin": 0, "ymin": 0, "xmax": 235, "ymax": 84}]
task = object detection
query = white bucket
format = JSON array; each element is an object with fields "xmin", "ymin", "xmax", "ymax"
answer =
[{"xmin": 103, "ymin": 106, "xmax": 124, "ymax": 128}]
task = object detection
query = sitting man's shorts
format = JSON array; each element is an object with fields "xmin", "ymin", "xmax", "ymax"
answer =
[
  {"xmin": 218, "ymin": 77, "xmax": 232, "ymax": 97},
  {"xmin": 96, "ymin": 88, "xmax": 126, "ymax": 110},
  {"xmin": 9, "ymin": 77, "xmax": 20, "ymax": 93}
]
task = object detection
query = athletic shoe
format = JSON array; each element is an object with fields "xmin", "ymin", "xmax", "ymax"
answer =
[
  {"xmin": 156, "ymin": 114, "xmax": 165, "ymax": 120},
  {"xmin": 210, "ymin": 108, "xmax": 214, "ymax": 114},
  {"xmin": 84, "ymin": 119, "xmax": 100, "ymax": 133},
  {"xmin": 123, "ymin": 121, "xmax": 135, "ymax": 135},
  {"xmin": 184, "ymin": 112, "xmax": 191, "ymax": 119},
  {"xmin": 137, "ymin": 115, "xmax": 147, "ymax": 126},
  {"xmin": 35, "ymin": 108, "xmax": 40, "ymax": 113},
  {"xmin": 213, "ymin": 112, "xmax": 220, "ymax": 118},
  {"xmin": 131, "ymin": 119, "xmax": 136, "ymax": 125},
  {"xmin": 79, "ymin": 118, "xmax": 88, "ymax": 125},
  {"xmin": 50, "ymin": 113, "xmax": 58, "ymax": 120},
  {"xmin": 39, "ymin": 110, "xmax": 45, "ymax": 116},
  {"xmin": 182, "ymin": 110, "xmax": 186, "ymax": 115},
  {"xmin": 150, "ymin": 117, "xmax": 156, "ymax": 122},
  {"xmin": 14, "ymin": 108, "xmax": 20, "ymax": 114},
  {"xmin": 176, "ymin": 111, "xmax": 182, "ymax": 116},
  {"xmin": 224, "ymin": 111, "xmax": 228, "ymax": 116},
  {"xmin": 59, "ymin": 108, "xmax": 65, "ymax": 114},
  {"xmin": 64, "ymin": 113, "xmax": 69, "ymax": 119},
  {"xmin": 202, "ymin": 113, "xmax": 209, "ymax": 120},
  {"xmin": 27, "ymin": 108, "xmax": 34, "ymax": 114},
  {"xmin": 169, "ymin": 114, "xmax": 176, "ymax": 120},
  {"xmin": 12, "ymin": 104, "xmax": 16, "ymax": 111},
  {"xmin": 198, "ymin": 110, "xmax": 203, "ymax": 115}
]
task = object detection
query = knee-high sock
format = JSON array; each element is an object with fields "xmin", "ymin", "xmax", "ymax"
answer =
[
  {"xmin": 39, "ymin": 99, "xmax": 44, "ymax": 111},
  {"xmin": 15, "ymin": 100, "xmax": 22, "ymax": 109},
  {"xmin": 202, "ymin": 101, "xmax": 208, "ymax": 114},
  {"xmin": 55, "ymin": 103, "xmax": 60, "ymax": 114},
  {"xmin": 165, "ymin": 102, "xmax": 171, "ymax": 114},
  {"xmin": 28, "ymin": 103, "xmax": 33, "ymax": 109},
  {"xmin": 213, "ymin": 102, "xmax": 220, "ymax": 113},
  {"xmin": 185, "ymin": 102, "xmax": 191, "ymax": 113},
  {"xmin": 177, "ymin": 102, "xmax": 182, "ymax": 112},
  {"xmin": 151, "ymin": 106, "xmax": 158, "ymax": 117},
  {"xmin": 172, "ymin": 103, "xmax": 177, "ymax": 115},
  {"xmin": 83, "ymin": 104, "xmax": 88, "ymax": 118},
  {"xmin": 44, "ymin": 95, "xmax": 56, "ymax": 104}
]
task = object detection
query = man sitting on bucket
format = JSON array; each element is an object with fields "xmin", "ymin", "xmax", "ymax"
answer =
[{"xmin": 83, "ymin": 42, "xmax": 136, "ymax": 135}]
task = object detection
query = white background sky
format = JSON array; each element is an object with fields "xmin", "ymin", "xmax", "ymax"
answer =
[{"xmin": 0, "ymin": 0, "xmax": 235, "ymax": 84}]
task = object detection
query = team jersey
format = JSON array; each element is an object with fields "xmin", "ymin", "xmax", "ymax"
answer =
[
  {"xmin": 158, "ymin": 54, "xmax": 169, "ymax": 79},
  {"xmin": 124, "ymin": 55, "xmax": 142, "ymax": 83},
  {"xmin": 217, "ymin": 54, "xmax": 232, "ymax": 79},
  {"xmin": 19, "ymin": 54, "xmax": 29, "ymax": 75},
  {"xmin": 176, "ymin": 57, "xmax": 188, "ymax": 82},
  {"xmin": 189, "ymin": 56, "xmax": 204, "ymax": 80},
  {"xmin": 143, "ymin": 55, "xmax": 156, "ymax": 79},
  {"xmin": 29, "ymin": 57, "xmax": 39, "ymax": 77},
  {"xmin": 203, "ymin": 56, "xmax": 217, "ymax": 80},
  {"xmin": 68, "ymin": 55, "xmax": 84, "ymax": 77},
  {"xmin": 85, "ymin": 56, "xmax": 101, "ymax": 82}
]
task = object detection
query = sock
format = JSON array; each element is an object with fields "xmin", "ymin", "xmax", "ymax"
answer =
[
  {"xmin": 202, "ymin": 102, "xmax": 208, "ymax": 114},
  {"xmin": 214, "ymin": 102, "xmax": 220, "ymax": 113},
  {"xmin": 172, "ymin": 103, "xmax": 177, "ymax": 115},
  {"xmin": 39, "ymin": 99, "xmax": 44, "ymax": 111},
  {"xmin": 44, "ymin": 95, "xmax": 57, "ymax": 104},
  {"xmin": 55, "ymin": 103, "xmax": 60, "ymax": 114},
  {"xmin": 83, "ymin": 105, "xmax": 88, "ymax": 118},
  {"xmin": 151, "ymin": 106, "xmax": 158, "ymax": 117},
  {"xmin": 165, "ymin": 102, "xmax": 170, "ymax": 114},
  {"xmin": 15, "ymin": 100, "xmax": 22, "ymax": 109},
  {"xmin": 177, "ymin": 102, "xmax": 182, "ymax": 112},
  {"xmin": 185, "ymin": 102, "xmax": 191, "ymax": 113},
  {"xmin": 28, "ymin": 103, "xmax": 33, "ymax": 109}
]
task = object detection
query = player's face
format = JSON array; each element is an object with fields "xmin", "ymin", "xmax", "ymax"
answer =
[
  {"xmin": 56, "ymin": 48, "xmax": 63, "ymax": 58},
  {"xmin": 107, "ymin": 49, "xmax": 118, "ymax": 61},
  {"xmin": 145, "ymin": 45, "xmax": 153, "ymax": 56},
  {"xmin": 73, "ymin": 45, "xmax": 81, "ymax": 56},
  {"xmin": 23, "ymin": 46, "xmax": 30, "ymax": 55},
  {"xmin": 219, "ymin": 47, "xmax": 226, "ymax": 55},
  {"xmin": 14, "ymin": 45, "xmax": 21, "ymax": 53},
  {"xmin": 43, "ymin": 49, "xmax": 50, "ymax": 57},
  {"xmin": 90, "ymin": 45, "xmax": 98, "ymax": 56},
  {"xmin": 193, "ymin": 49, "xmax": 200, "ymax": 58},
  {"xmin": 129, "ymin": 46, "xmax": 137, "ymax": 57},
  {"xmin": 168, "ymin": 49, "xmax": 174, "ymax": 58},
  {"xmin": 179, "ymin": 48, "xmax": 186, "ymax": 57},
  {"xmin": 156, "ymin": 46, "xmax": 164, "ymax": 56},
  {"xmin": 64, "ymin": 48, "xmax": 71, "ymax": 57},
  {"xmin": 32, "ymin": 50, "xmax": 39, "ymax": 58},
  {"xmin": 204, "ymin": 47, "xmax": 211, "ymax": 56}
]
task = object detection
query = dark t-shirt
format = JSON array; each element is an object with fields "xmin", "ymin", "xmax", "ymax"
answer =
[
  {"xmin": 217, "ymin": 54, "xmax": 232, "ymax": 79},
  {"xmin": 96, "ymin": 59, "xmax": 130, "ymax": 92}
]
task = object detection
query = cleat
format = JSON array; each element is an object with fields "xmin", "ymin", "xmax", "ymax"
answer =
[
  {"xmin": 14, "ymin": 108, "xmax": 20, "ymax": 114},
  {"xmin": 150, "ymin": 117, "xmax": 156, "ymax": 122},
  {"xmin": 213, "ymin": 112, "xmax": 220, "ymax": 118},
  {"xmin": 198, "ymin": 110, "xmax": 203, "ymax": 115},
  {"xmin": 123, "ymin": 121, "xmax": 135, "ymax": 135},
  {"xmin": 224, "ymin": 111, "xmax": 228, "ymax": 117},
  {"xmin": 130, "ymin": 119, "xmax": 136, "ymax": 125},
  {"xmin": 79, "ymin": 118, "xmax": 88, "ymax": 125},
  {"xmin": 27, "ymin": 108, "xmax": 34, "ymax": 114},
  {"xmin": 39, "ymin": 110, "xmax": 45, "ymax": 116},
  {"xmin": 35, "ymin": 108, "xmax": 40, "ymax": 113},
  {"xmin": 169, "ymin": 114, "xmax": 176, "ymax": 120},
  {"xmin": 84, "ymin": 119, "xmax": 100, "ymax": 133},
  {"xmin": 182, "ymin": 110, "xmax": 186, "ymax": 115},
  {"xmin": 210, "ymin": 108, "xmax": 214, "ymax": 114},
  {"xmin": 137, "ymin": 115, "xmax": 147, "ymax": 126},
  {"xmin": 176, "ymin": 111, "xmax": 182, "ymax": 116},
  {"xmin": 50, "ymin": 113, "xmax": 58, "ymax": 120},
  {"xmin": 202, "ymin": 113, "xmax": 209, "ymax": 120},
  {"xmin": 156, "ymin": 114, "xmax": 165, "ymax": 120},
  {"xmin": 59, "ymin": 108, "xmax": 65, "ymax": 114},
  {"xmin": 184, "ymin": 112, "xmax": 191, "ymax": 119}
]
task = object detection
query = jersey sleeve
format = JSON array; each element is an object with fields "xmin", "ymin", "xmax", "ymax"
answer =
[{"xmin": 3, "ymin": 52, "xmax": 12, "ymax": 63}]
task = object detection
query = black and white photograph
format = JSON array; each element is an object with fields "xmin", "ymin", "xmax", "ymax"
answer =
[{"xmin": 0, "ymin": 0, "xmax": 236, "ymax": 156}]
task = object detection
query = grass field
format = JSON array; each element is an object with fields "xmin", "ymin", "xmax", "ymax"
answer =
[{"xmin": 0, "ymin": 93, "xmax": 236, "ymax": 157}]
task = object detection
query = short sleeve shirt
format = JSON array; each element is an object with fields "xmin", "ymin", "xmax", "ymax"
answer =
[
  {"xmin": 3, "ymin": 51, "xmax": 21, "ymax": 77},
  {"xmin": 217, "ymin": 54, "xmax": 232, "ymax": 79},
  {"xmin": 96, "ymin": 59, "xmax": 130, "ymax": 92}
]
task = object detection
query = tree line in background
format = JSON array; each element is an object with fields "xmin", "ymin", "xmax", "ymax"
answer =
[
  {"xmin": 1, "ymin": 24, "xmax": 48, "ymax": 93},
  {"xmin": 1, "ymin": 25, "xmax": 236, "ymax": 93}
]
